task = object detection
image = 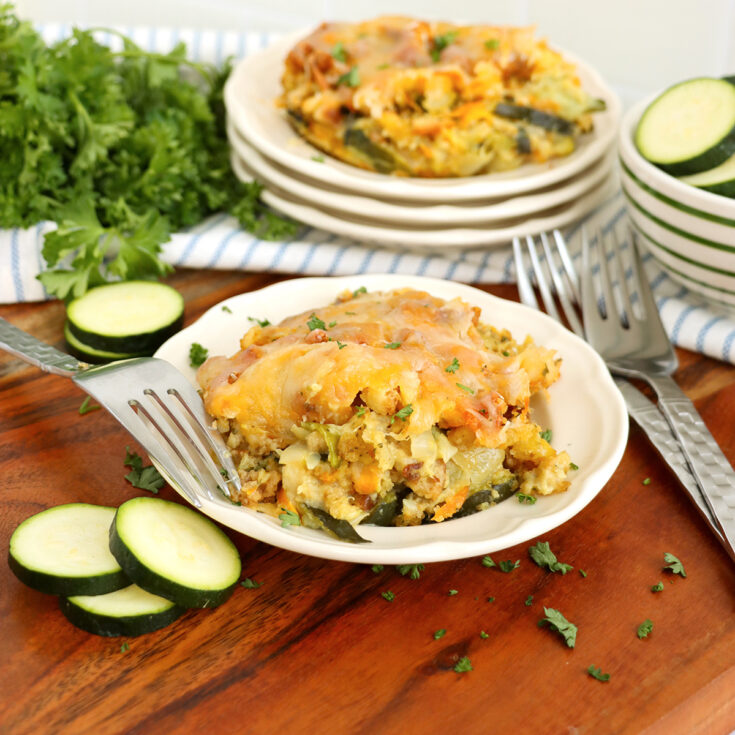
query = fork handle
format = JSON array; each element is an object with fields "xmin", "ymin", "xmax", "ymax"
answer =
[
  {"xmin": 0, "ymin": 317, "xmax": 83, "ymax": 377},
  {"xmin": 649, "ymin": 374, "xmax": 735, "ymax": 561}
]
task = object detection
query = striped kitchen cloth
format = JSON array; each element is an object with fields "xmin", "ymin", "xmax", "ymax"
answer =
[{"xmin": 2, "ymin": 25, "xmax": 735, "ymax": 365}]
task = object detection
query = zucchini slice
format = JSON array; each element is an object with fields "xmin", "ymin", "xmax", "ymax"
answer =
[
  {"xmin": 635, "ymin": 78, "xmax": 735, "ymax": 176},
  {"xmin": 678, "ymin": 151, "xmax": 735, "ymax": 197},
  {"xmin": 494, "ymin": 103, "xmax": 575, "ymax": 135},
  {"xmin": 66, "ymin": 281, "xmax": 184, "ymax": 356},
  {"xmin": 302, "ymin": 505, "xmax": 370, "ymax": 543},
  {"xmin": 454, "ymin": 479, "xmax": 519, "ymax": 519},
  {"xmin": 64, "ymin": 322, "xmax": 145, "ymax": 364},
  {"xmin": 60, "ymin": 584, "xmax": 184, "ymax": 637},
  {"xmin": 8, "ymin": 504, "xmax": 129, "ymax": 596},
  {"xmin": 109, "ymin": 497, "xmax": 242, "ymax": 608}
]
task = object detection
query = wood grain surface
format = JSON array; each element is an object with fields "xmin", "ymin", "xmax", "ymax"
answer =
[{"xmin": 1, "ymin": 270, "xmax": 734, "ymax": 735}]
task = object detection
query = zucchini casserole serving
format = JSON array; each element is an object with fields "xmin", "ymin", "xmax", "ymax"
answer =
[
  {"xmin": 197, "ymin": 289, "xmax": 574, "ymax": 542},
  {"xmin": 280, "ymin": 16, "xmax": 606, "ymax": 177}
]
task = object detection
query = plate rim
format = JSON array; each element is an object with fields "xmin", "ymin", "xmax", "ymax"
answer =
[
  {"xmin": 227, "ymin": 119, "xmax": 616, "ymax": 226},
  {"xmin": 154, "ymin": 274, "xmax": 628, "ymax": 564},
  {"xmin": 224, "ymin": 30, "xmax": 622, "ymax": 203},
  {"xmin": 230, "ymin": 151, "xmax": 619, "ymax": 249}
]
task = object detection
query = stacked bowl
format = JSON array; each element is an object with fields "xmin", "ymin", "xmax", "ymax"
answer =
[
  {"xmin": 224, "ymin": 31, "xmax": 621, "ymax": 252},
  {"xmin": 619, "ymin": 96, "xmax": 735, "ymax": 307}
]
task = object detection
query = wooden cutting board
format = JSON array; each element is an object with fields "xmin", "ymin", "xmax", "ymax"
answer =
[{"xmin": 1, "ymin": 271, "xmax": 734, "ymax": 735}]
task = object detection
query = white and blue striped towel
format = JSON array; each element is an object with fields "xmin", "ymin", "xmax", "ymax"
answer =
[{"xmin": 3, "ymin": 26, "xmax": 735, "ymax": 366}]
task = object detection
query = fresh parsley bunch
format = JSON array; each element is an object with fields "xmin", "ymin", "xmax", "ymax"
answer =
[{"xmin": 0, "ymin": 4, "xmax": 298, "ymax": 299}]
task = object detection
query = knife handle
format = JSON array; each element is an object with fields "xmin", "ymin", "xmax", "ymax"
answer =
[
  {"xmin": 649, "ymin": 374, "xmax": 735, "ymax": 561},
  {"xmin": 0, "ymin": 317, "xmax": 82, "ymax": 377},
  {"xmin": 614, "ymin": 379, "xmax": 724, "ymax": 544}
]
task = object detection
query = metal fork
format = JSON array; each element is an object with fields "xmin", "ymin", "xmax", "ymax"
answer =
[
  {"xmin": 581, "ymin": 225, "xmax": 735, "ymax": 558},
  {"xmin": 512, "ymin": 230, "xmax": 726, "ymax": 547},
  {"xmin": 0, "ymin": 318, "xmax": 241, "ymax": 508}
]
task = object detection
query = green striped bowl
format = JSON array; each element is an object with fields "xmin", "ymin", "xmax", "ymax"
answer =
[{"xmin": 619, "ymin": 98, "xmax": 735, "ymax": 307}]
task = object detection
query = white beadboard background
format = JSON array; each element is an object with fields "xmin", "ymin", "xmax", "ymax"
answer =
[{"xmin": 14, "ymin": 0, "xmax": 735, "ymax": 109}]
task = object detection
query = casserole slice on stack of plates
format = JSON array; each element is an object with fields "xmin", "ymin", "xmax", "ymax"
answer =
[{"xmin": 224, "ymin": 28, "xmax": 621, "ymax": 251}]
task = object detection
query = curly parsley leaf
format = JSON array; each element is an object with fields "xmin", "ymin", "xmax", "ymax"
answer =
[
  {"xmin": 431, "ymin": 31, "xmax": 458, "ymax": 62},
  {"xmin": 241, "ymin": 578, "xmax": 262, "ymax": 589},
  {"xmin": 587, "ymin": 665, "xmax": 610, "ymax": 682},
  {"xmin": 637, "ymin": 619, "xmax": 653, "ymax": 639},
  {"xmin": 337, "ymin": 66, "xmax": 360, "ymax": 87},
  {"xmin": 278, "ymin": 509, "xmax": 301, "ymax": 527},
  {"xmin": 481, "ymin": 555, "xmax": 496, "ymax": 568},
  {"xmin": 498, "ymin": 560, "xmax": 520, "ymax": 573},
  {"xmin": 528, "ymin": 541, "xmax": 573, "ymax": 575},
  {"xmin": 306, "ymin": 313, "xmax": 326, "ymax": 331},
  {"xmin": 539, "ymin": 607, "xmax": 577, "ymax": 648},
  {"xmin": 517, "ymin": 493, "xmax": 537, "ymax": 505},
  {"xmin": 453, "ymin": 655, "xmax": 472, "ymax": 673},
  {"xmin": 539, "ymin": 429, "xmax": 553, "ymax": 442},
  {"xmin": 123, "ymin": 447, "xmax": 165, "ymax": 493},
  {"xmin": 189, "ymin": 342, "xmax": 209, "ymax": 367},
  {"xmin": 392, "ymin": 405, "xmax": 413, "ymax": 423},
  {"xmin": 663, "ymin": 552, "xmax": 686, "ymax": 577},
  {"xmin": 381, "ymin": 590, "xmax": 395, "ymax": 602},
  {"xmin": 433, "ymin": 628, "xmax": 446, "ymax": 640},
  {"xmin": 445, "ymin": 358, "xmax": 460, "ymax": 373},
  {"xmin": 651, "ymin": 581, "xmax": 664, "ymax": 592},
  {"xmin": 396, "ymin": 563, "xmax": 424, "ymax": 580},
  {"xmin": 371, "ymin": 564, "xmax": 384, "ymax": 574}
]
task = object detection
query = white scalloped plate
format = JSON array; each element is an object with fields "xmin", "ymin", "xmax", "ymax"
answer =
[
  {"xmin": 228, "ymin": 119, "xmax": 616, "ymax": 227},
  {"xmin": 231, "ymin": 151, "xmax": 619, "ymax": 249},
  {"xmin": 224, "ymin": 31, "xmax": 621, "ymax": 203},
  {"xmin": 155, "ymin": 275, "xmax": 627, "ymax": 564}
]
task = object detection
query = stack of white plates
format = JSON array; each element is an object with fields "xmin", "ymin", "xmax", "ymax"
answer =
[{"xmin": 224, "ymin": 32, "xmax": 621, "ymax": 251}]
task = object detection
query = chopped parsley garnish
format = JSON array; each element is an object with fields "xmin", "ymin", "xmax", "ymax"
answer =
[
  {"xmin": 587, "ymin": 665, "xmax": 610, "ymax": 682},
  {"xmin": 480, "ymin": 631, "xmax": 489, "ymax": 639},
  {"xmin": 306, "ymin": 313, "xmax": 326, "ymax": 331},
  {"xmin": 384, "ymin": 342, "xmax": 401, "ymax": 349},
  {"xmin": 381, "ymin": 590, "xmax": 395, "ymax": 602},
  {"xmin": 487, "ymin": 597, "xmax": 495, "ymax": 603},
  {"xmin": 311, "ymin": 154, "xmax": 325, "ymax": 163},
  {"xmin": 241, "ymin": 578, "xmax": 262, "ymax": 589},
  {"xmin": 248, "ymin": 316, "xmax": 271, "ymax": 327},
  {"xmin": 445, "ymin": 357, "xmax": 460, "ymax": 373},
  {"xmin": 371, "ymin": 564, "xmax": 384, "ymax": 574},
  {"xmin": 448, "ymin": 589, "xmax": 458, "ymax": 596},
  {"xmin": 393, "ymin": 405, "xmax": 414, "ymax": 422},
  {"xmin": 331, "ymin": 41, "xmax": 347, "ymax": 62},
  {"xmin": 352, "ymin": 286, "xmax": 367, "ymax": 296},
  {"xmin": 221, "ymin": 305, "xmax": 232, "ymax": 313},
  {"xmin": 502, "ymin": 350, "xmax": 510, "ymax": 357},
  {"xmin": 124, "ymin": 447, "xmax": 165, "ymax": 493},
  {"xmin": 663, "ymin": 552, "xmax": 686, "ymax": 577},
  {"xmin": 278, "ymin": 509, "xmax": 301, "ymax": 527},
  {"xmin": 539, "ymin": 429, "xmax": 553, "ymax": 442},
  {"xmin": 189, "ymin": 342, "xmax": 209, "ymax": 367},
  {"xmin": 651, "ymin": 581, "xmax": 664, "ymax": 592},
  {"xmin": 337, "ymin": 66, "xmax": 360, "ymax": 87},
  {"xmin": 433, "ymin": 628, "xmax": 446, "ymax": 640},
  {"xmin": 337, "ymin": 341, "xmax": 347, "ymax": 349},
  {"xmin": 355, "ymin": 406, "xmax": 366, "ymax": 417},
  {"xmin": 642, "ymin": 477, "xmax": 651, "ymax": 485},
  {"xmin": 78, "ymin": 396, "xmax": 100, "ymax": 415},
  {"xmin": 481, "ymin": 555, "xmax": 496, "ymax": 568},
  {"xmin": 456, "ymin": 382, "xmax": 475, "ymax": 394},
  {"xmin": 453, "ymin": 656, "xmax": 472, "ymax": 673},
  {"xmin": 579, "ymin": 569, "xmax": 587, "ymax": 578},
  {"xmin": 637, "ymin": 619, "xmax": 653, "ymax": 639},
  {"xmin": 430, "ymin": 31, "xmax": 458, "ymax": 62},
  {"xmin": 570, "ymin": 462, "xmax": 579, "ymax": 470},
  {"xmin": 539, "ymin": 607, "xmax": 577, "ymax": 648},
  {"xmin": 524, "ymin": 595, "xmax": 533, "ymax": 606},
  {"xmin": 517, "ymin": 493, "xmax": 537, "ymax": 505},
  {"xmin": 529, "ymin": 541, "xmax": 573, "ymax": 575},
  {"xmin": 120, "ymin": 642, "xmax": 130, "ymax": 653},
  {"xmin": 328, "ymin": 320, "xmax": 337, "ymax": 328},
  {"xmin": 499, "ymin": 560, "xmax": 520, "ymax": 573},
  {"xmin": 484, "ymin": 38, "xmax": 500, "ymax": 50},
  {"xmin": 396, "ymin": 563, "xmax": 424, "ymax": 580}
]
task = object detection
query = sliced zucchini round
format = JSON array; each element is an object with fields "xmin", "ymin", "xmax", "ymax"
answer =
[
  {"xmin": 678, "ymin": 151, "xmax": 735, "ymax": 197},
  {"xmin": 60, "ymin": 584, "xmax": 184, "ymax": 637},
  {"xmin": 109, "ymin": 497, "xmax": 242, "ymax": 608},
  {"xmin": 635, "ymin": 78, "xmax": 735, "ymax": 176},
  {"xmin": 64, "ymin": 322, "xmax": 144, "ymax": 364},
  {"xmin": 8, "ymin": 504, "xmax": 129, "ymax": 596},
  {"xmin": 66, "ymin": 281, "xmax": 184, "ymax": 356}
]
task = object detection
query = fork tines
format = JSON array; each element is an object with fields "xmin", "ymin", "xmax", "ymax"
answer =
[{"xmin": 512, "ymin": 230, "xmax": 583, "ymax": 337}]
